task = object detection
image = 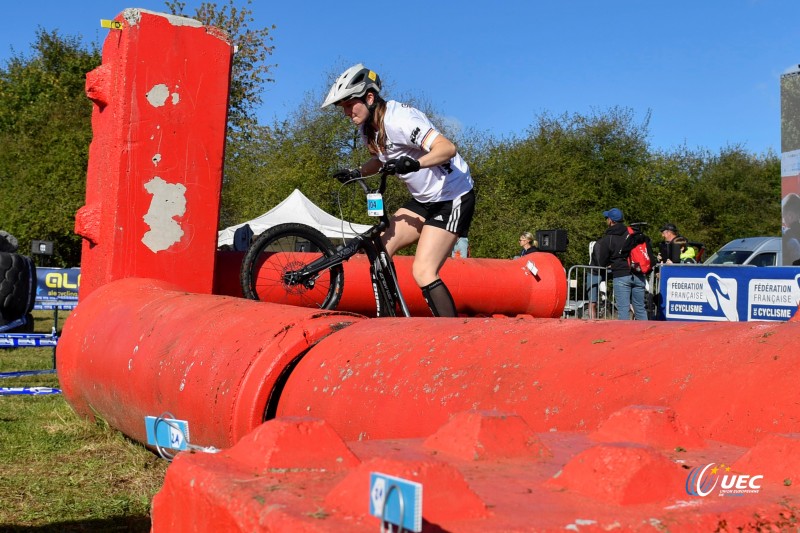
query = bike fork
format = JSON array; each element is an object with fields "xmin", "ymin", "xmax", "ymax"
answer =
[{"xmin": 373, "ymin": 252, "xmax": 411, "ymax": 317}]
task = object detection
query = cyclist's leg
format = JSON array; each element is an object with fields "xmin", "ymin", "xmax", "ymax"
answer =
[
  {"xmin": 381, "ymin": 207, "xmax": 457, "ymax": 316},
  {"xmin": 415, "ymin": 225, "xmax": 459, "ymax": 317},
  {"xmin": 381, "ymin": 208, "xmax": 424, "ymax": 256},
  {"xmin": 413, "ymin": 225, "xmax": 458, "ymax": 286}
]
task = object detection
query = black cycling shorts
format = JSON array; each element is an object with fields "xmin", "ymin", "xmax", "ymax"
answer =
[{"xmin": 402, "ymin": 189, "xmax": 475, "ymax": 237}]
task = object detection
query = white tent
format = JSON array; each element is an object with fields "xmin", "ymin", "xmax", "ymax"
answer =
[{"xmin": 217, "ymin": 189, "xmax": 373, "ymax": 247}]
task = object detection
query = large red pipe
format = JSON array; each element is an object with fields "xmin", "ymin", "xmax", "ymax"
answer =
[
  {"xmin": 275, "ymin": 317, "xmax": 800, "ymax": 448},
  {"xmin": 60, "ymin": 278, "xmax": 800, "ymax": 450},
  {"xmin": 213, "ymin": 251, "xmax": 566, "ymax": 318},
  {"xmin": 57, "ymin": 277, "xmax": 365, "ymax": 448}
]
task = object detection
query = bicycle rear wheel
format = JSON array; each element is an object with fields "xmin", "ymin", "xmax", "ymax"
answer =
[{"xmin": 240, "ymin": 223, "xmax": 344, "ymax": 310}]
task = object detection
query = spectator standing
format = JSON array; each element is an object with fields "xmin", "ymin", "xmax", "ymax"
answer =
[
  {"xmin": 658, "ymin": 223, "xmax": 680, "ymax": 263},
  {"xmin": 518, "ymin": 231, "xmax": 538, "ymax": 257},
  {"xmin": 593, "ymin": 208, "xmax": 649, "ymax": 321},
  {"xmin": 669, "ymin": 236, "xmax": 696, "ymax": 263}
]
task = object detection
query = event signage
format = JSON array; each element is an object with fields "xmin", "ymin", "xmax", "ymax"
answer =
[
  {"xmin": 35, "ymin": 267, "xmax": 80, "ymax": 309},
  {"xmin": 659, "ymin": 265, "xmax": 800, "ymax": 322}
]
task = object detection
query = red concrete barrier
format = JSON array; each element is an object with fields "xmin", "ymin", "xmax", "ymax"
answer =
[
  {"xmin": 75, "ymin": 9, "xmax": 232, "ymax": 300},
  {"xmin": 213, "ymin": 250, "xmax": 567, "ymax": 318},
  {"xmin": 275, "ymin": 316, "xmax": 800, "ymax": 448},
  {"xmin": 57, "ymin": 277, "xmax": 365, "ymax": 448}
]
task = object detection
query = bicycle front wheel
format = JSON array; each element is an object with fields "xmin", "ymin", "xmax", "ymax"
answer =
[{"xmin": 240, "ymin": 223, "xmax": 344, "ymax": 310}]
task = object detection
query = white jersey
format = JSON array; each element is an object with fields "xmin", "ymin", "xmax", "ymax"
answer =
[{"xmin": 360, "ymin": 100, "xmax": 473, "ymax": 203}]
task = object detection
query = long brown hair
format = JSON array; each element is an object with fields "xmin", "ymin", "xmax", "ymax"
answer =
[{"xmin": 363, "ymin": 93, "xmax": 387, "ymax": 155}]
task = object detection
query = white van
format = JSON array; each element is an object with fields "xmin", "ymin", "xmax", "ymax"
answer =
[{"xmin": 703, "ymin": 237, "xmax": 782, "ymax": 267}]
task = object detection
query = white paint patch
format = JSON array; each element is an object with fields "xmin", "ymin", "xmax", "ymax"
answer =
[
  {"xmin": 663, "ymin": 500, "xmax": 703, "ymax": 510},
  {"xmin": 171, "ymin": 92, "xmax": 180, "ymax": 105},
  {"xmin": 146, "ymin": 84, "xmax": 170, "ymax": 107},
  {"xmin": 123, "ymin": 8, "xmax": 203, "ymax": 28},
  {"xmin": 142, "ymin": 177, "xmax": 186, "ymax": 253},
  {"xmin": 565, "ymin": 519, "xmax": 598, "ymax": 531},
  {"xmin": 152, "ymin": 154, "xmax": 162, "ymax": 167}
]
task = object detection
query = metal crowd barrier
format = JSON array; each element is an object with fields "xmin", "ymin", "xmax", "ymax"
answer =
[
  {"xmin": 563, "ymin": 264, "xmax": 615, "ymax": 319},
  {"xmin": 0, "ymin": 297, "xmax": 76, "ymax": 395}
]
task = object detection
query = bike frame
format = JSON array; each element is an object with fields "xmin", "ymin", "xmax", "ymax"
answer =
[{"xmin": 284, "ymin": 170, "xmax": 411, "ymax": 317}]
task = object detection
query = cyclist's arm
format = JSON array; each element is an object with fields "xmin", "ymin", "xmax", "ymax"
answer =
[
  {"xmin": 360, "ymin": 157, "xmax": 382, "ymax": 175},
  {"xmin": 418, "ymin": 135, "xmax": 456, "ymax": 168}
]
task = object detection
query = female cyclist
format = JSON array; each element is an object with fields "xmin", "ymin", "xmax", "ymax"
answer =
[{"xmin": 322, "ymin": 64, "xmax": 475, "ymax": 317}]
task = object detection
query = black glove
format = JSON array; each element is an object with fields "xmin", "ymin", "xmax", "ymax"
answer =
[
  {"xmin": 383, "ymin": 156, "xmax": 420, "ymax": 175},
  {"xmin": 333, "ymin": 168, "xmax": 361, "ymax": 183}
]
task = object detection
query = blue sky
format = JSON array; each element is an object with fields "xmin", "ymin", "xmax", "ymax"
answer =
[{"xmin": 1, "ymin": 1, "xmax": 798, "ymax": 155}]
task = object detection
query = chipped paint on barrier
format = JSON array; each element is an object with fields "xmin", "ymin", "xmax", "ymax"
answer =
[
  {"xmin": 146, "ymin": 84, "xmax": 169, "ymax": 107},
  {"xmin": 142, "ymin": 177, "xmax": 186, "ymax": 252},
  {"xmin": 146, "ymin": 84, "xmax": 180, "ymax": 107}
]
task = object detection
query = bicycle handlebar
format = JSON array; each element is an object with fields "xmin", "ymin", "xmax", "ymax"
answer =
[
  {"xmin": 334, "ymin": 166, "xmax": 392, "ymax": 195},
  {"xmin": 331, "ymin": 166, "xmax": 394, "ymax": 232}
]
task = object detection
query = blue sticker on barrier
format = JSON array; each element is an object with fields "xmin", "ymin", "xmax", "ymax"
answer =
[
  {"xmin": 369, "ymin": 472, "xmax": 422, "ymax": 532},
  {"xmin": 145, "ymin": 416, "xmax": 190, "ymax": 451}
]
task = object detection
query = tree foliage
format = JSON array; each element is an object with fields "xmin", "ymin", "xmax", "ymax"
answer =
[
  {"xmin": 164, "ymin": 0, "xmax": 276, "ymax": 137},
  {"xmin": 0, "ymin": 10, "xmax": 782, "ymax": 272},
  {"xmin": 0, "ymin": 30, "xmax": 100, "ymax": 266}
]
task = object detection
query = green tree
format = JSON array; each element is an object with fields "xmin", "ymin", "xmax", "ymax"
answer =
[
  {"xmin": 164, "ymin": 0, "xmax": 276, "ymax": 137},
  {"xmin": 684, "ymin": 147, "xmax": 781, "ymax": 254},
  {"xmin": 465, "ymin": 107, "xmax": 655, "ymax": 266},
  {"xmin": 0, "ymin": 30, "xmax": 100, "ymax": 266}
]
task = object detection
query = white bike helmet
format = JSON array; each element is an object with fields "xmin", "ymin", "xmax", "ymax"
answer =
[{"xmin": 320, "ymin": 64, "xmax": 381, "ymax": 109}]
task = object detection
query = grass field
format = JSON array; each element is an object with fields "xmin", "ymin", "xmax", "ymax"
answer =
[{"xmin": 0, "ymin": 311, "xmax": 169, "ymax": 532}]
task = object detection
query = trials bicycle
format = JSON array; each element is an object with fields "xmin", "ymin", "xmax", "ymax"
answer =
[{"xmin": 239, "ymin": 165, "xmax": 411, "ymax": 317}]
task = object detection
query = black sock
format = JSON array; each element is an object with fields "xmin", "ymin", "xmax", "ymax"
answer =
[{"xmin": 421, "ymin": 279, "xmax": 457, "ymax": 317}]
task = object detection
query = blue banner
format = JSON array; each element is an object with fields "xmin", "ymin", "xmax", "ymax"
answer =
[{"xmin": 659, "ymin": 265, "xmax": 800, "ymax": 322}]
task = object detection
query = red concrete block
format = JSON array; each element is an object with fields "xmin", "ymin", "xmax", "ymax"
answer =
[
  {"xmin": 324, "ymin": 456, "xmax": 489, "ymax": 523},
  {"xmin": 733, "ymin": 433, "xmax": 800, "ymax": 487},
  {"xmin": 423, "ymin": 410, "xmax": 550, "ymax": 461},
  {"xmin": 77, "ymin": 9, "xmax": 232, "ymax": 299},
  {"xmin": 151, "ymin": 417, "xmax": 800, "ymax": 531},
  {"xmin": 590, "ymin": 405, "xmax": 706, "ymax": 449},
  {"xmin": 224, "ymin": 417, "xmax": 359, "ymax": 473},
  {"xmin": 547, "ymin": 443, "xmax": 686, "ymax": 505}
]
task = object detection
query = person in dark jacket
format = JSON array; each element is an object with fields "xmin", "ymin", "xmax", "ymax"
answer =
[
  {"xmin": 592, "ymin": 208, "xmax": 649, "ymax": 320},
  {"xmin": 657, "ymin": 222, "xmax": 680, "ymax": 263}
]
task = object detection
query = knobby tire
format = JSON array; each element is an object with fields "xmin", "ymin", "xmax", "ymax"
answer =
[{"xmin": 240, "ymin": 223, "xmax": 345, "ymax": 310}]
